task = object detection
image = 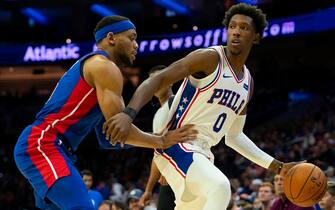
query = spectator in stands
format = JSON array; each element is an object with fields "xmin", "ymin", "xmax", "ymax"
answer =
[
  {"xmin": 109, "ymin": 177, "xmax": 125, "ymax": 203},
  {"xmin": 318, "ymin": 180, "xmax": 335, "ymax": 210},
  {"xmin": 270, "ymin": 174, "xmax": 315, "ymax": 210},
  {"xmin": 253, "ymin": 182, "xmax": 275, "ymax": 210},
  {"xmin": 128, "ymin": 188, "xmax": 143, "ymax": 210},
  {"xmin": 82, "ymin": 169, "xmax": 104, "ymax": 209},
  {"xmin": 239, "ymin": 178, "xmax": 263, "ymax": 203},
  {"xmin": 112, "ymin": 200, "xmax": 128, "ymax": 210},
  {"xmin": 227, "ymin": 197, "xmax": 239, "ymax": 210},
  {"xmin": 99, "ymin": 200, "xmax": 113, "ymax": 210}
]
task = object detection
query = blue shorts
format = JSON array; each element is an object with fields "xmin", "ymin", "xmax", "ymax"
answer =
[
  {"xmin": 155, "ymin": 143, "xmax": 194, "ymax": 177},
  {"xmin": 14, "ymin": 125, "xmax": 94, "ymax": 209}
]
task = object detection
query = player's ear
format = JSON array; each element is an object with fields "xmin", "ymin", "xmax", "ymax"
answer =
[
  {"xmin": 253, "ymin": 33, "xmax": 261, "ymax": 45},
  {"xmin": 107, "ymin": 32, "xmax": 116, "ymax": 45}
]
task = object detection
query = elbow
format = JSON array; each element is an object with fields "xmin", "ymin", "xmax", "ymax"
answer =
[
  {"xmin": 224, "ymin": 135, "xmax": 234, "ymax": 147},
  {"xmin": 145, "ymin": 75, "xmax": 163, "ymax": 93},
  {"xmin": 156, "ymin": 74, "xmax": 169, "ymax": 90},
  {"xmin": 225, "ymin": 132, "xmax": 242, "ymax": 148}
]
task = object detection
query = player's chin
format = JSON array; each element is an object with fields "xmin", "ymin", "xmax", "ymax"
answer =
[
  {"xmin": 129, "ymin": 56, "xmax": 136, "ymax": 65},
  {"xmin": 124, "ymin": 58, "xmax": 134, "ymax": 67},
  {"xmin": 228, "ymin": 44, "xmax": 242, "ymax": 55},
  {"xmin": 131, "ymin": 54, "xmax": 136, "ymax": 61}
]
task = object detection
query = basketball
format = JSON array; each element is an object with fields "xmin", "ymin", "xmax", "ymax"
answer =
[{"xmin": 284, "ymin": 163, "xmax": 327, "ymax": 207}]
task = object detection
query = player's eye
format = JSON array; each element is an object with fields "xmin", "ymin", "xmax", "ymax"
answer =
[
  {"xmin": 229, "ymin": 24, "xmax": 236, "ymax": 29},
  {"xmin": 240, "ymin": 25, "xmax": 248, "ymax": 30}
]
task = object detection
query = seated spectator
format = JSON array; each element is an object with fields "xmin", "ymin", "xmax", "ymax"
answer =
[
  {"xmin": 127, "ymin": 189, "xmax": 144, "ymax": 210},
  {"xmin": 82, "ymin": 169, "xmax": 104, "ymax": 209},
  {"xmin": 270, "ymin": 174, "xmax": 315, "ymax": 210},
  {"xmin": 253, "ymin": 182, "xmax": 275, "ymax": 210},
  {"xmin": 112, "ymin": 200, "xmax": 128, "ymax": 210},
  {"xmin": 240, "ymin": 178, "xmax": 263, "ymax": 203},
  {"xmin": 318, "ymin": 180, "xmax": 335, "ymax": 210},
  {"xmin": 99, "ymin": 200, "xmax": 113, "ymax": 210}
]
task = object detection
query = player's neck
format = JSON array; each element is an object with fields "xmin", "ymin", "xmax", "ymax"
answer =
[
  {"xmin": 97, "ymin": 46, "xmax": 121, "ymax": 66},
  {"xmin": 225, "ymin": 47, "xmax": 250, "ymax": 78}
]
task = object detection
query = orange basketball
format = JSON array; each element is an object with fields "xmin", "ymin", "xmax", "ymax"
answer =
[{"xmin": 284, "ymin": 163, "xmax": 327, "ymax": 207}]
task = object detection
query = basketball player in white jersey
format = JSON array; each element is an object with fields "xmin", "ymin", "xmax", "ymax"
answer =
[{"xmin": 104, "ymin": 3, "xmax": 299, "ymax": 210}]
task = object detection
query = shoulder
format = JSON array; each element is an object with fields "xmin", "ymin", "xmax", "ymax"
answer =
[
  {"xmin": 185, "ymin": 47, "xmax": 220, "ymax": 75},
  {"xmin": 85, "ymin": 54, "xmax": 120, "ymax": 75},
  {"xmin": 187, "ymin": 48, "xmax": 219, "ymax": 61},
  {"xmin": 83, "ymin": 54, "xmax": 122, "ymax": 88}
]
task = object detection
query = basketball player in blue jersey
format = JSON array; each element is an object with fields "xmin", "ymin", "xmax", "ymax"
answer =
[
  {"xmin": 13, "ymin": 16, "xmax": 196, "ymax": 210},
  {"xmin": 104, "ymin": 4, "xmax": 301, "ymax": 210}
]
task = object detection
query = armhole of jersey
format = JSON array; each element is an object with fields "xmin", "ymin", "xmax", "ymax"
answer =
[
  {"xmin": 80, "ymin": 59, "xmax": 85, "ymax": 79},
  {"xmin": 168, "ymin": 95, "xmax": 175, "ymax": 108},
  {"xmin": 247, "ymin": 70, "xmax": 254, "ymax": 104},
  {"xmin": 80, "ymin": 51, "xmax": 109, "ymax": 86},
  {"xmin": 188, "ymin": 46, "xmax": 223, "ymax": 89}
]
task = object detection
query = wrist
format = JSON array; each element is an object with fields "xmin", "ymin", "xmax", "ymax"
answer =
[
  {"xmin": 122, "ymin": 107, "xmax": 137, "ymax": 121},
  {"xmin": 269, "ymin": 159, "xmax": 284, "ymax": 174},
  {"xmin": 160, "ymin": 135, "xmax": 166, "ymax": 149}
]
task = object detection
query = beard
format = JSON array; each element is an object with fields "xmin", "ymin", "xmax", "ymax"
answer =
[{"xmin": 115, "ymin": 53, "xmax": 133, "ymax": 68}]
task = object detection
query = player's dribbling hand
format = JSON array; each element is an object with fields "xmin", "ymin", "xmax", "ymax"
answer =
[
  {"xmin": 139, "ymin": 191, "xmax": 152, "ymax": 207},
  {"xmin": 103, "ymin": 112, "xmax": 132, "ymax": 146},
  {"xmin": 161, "ymin": 124, "xmax": 198, "ymax": 149},
  {"xmin": 280, "ymin": 160, "xmax": 307, "ymax": 177}
]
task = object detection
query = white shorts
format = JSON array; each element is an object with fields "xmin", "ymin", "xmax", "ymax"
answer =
[{"xmin": 154, "ymin": 143, "xmax": 231, "ymax": 210}]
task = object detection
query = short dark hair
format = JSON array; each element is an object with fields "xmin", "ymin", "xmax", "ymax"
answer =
[
  {"xmin": 80, "ymin": 169, "xmax": 93, "ymax": 177},
  {"xmin": 99, "ymin": 200, "xmax": 114, "ymax": 209},
  {"xmin": 112, "ymin": 200, "xmax": 128, "ymax": 210},
  {"xmin": 223, "ymin": 3, "xmax": 268, "ymax": 37},
  {"xmin": 148, "ymin": 65, "xmax": 167, "ymax": 75},
  {"xmin": 93, "ymin": 15, "xmax": 130, "ymax": 36}
]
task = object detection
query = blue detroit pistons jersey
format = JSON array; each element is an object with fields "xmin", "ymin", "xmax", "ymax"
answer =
[
  {"xmin": 166, "ymin": 46, "xmax": 252, "ymax": 148},
  {"xmin": 34, "ymin": 50, "xmax": 109, "ymax": 151},
  {"xmin": 14, "ymin": 50, "xmax": 124, "ymax": 199}
]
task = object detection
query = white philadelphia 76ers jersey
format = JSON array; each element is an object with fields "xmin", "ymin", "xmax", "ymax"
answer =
[{"xmin": 165, "ymin": 45, "xmax": 252, "ymax": 149}]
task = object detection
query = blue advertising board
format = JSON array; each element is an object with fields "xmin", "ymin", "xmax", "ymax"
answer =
[{"xmin": 1, "ymin": 7, "xmax": 335, "ymax": 65}]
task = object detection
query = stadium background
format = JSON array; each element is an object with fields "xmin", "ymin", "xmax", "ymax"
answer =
[{"xmin": 0, "ymin": 0, "xmax": 335, "ymax": 209}]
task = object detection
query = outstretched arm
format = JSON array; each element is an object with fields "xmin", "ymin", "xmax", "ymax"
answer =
[
  {"xmin": 84, "ymin": 55, "xmax": 196, "ymax": 149},
  {"xmin": 226, "ymin": 78, "xmax": 301, "ymax": 175},
  {"xmin": 225, "ymin": 115, "xmax": 282, "ymax": 171},
  {"xmin": 104, "ymin": 49, "xmax": 219, "ymax": 142},
  {"xmin": 225, "ymin": 114, "xmax": 302, "ymax": 175},
  {"xmin": 127, "ymin": 49, "xmax": 218, "ymax": 112}
]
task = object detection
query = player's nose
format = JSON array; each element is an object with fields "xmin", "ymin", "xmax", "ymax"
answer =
[
  {"xmin": 232, "ymin": 28, "xmax": 241, "ymax": 37},
  {"xmin": 134, "ymin": 40, "xmax": 139, "ymax": 50}
]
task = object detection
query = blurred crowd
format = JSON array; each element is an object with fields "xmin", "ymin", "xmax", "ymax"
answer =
[{"xmin": 0, "ymin": 85, "xmax": 334, "ymax": 210}]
